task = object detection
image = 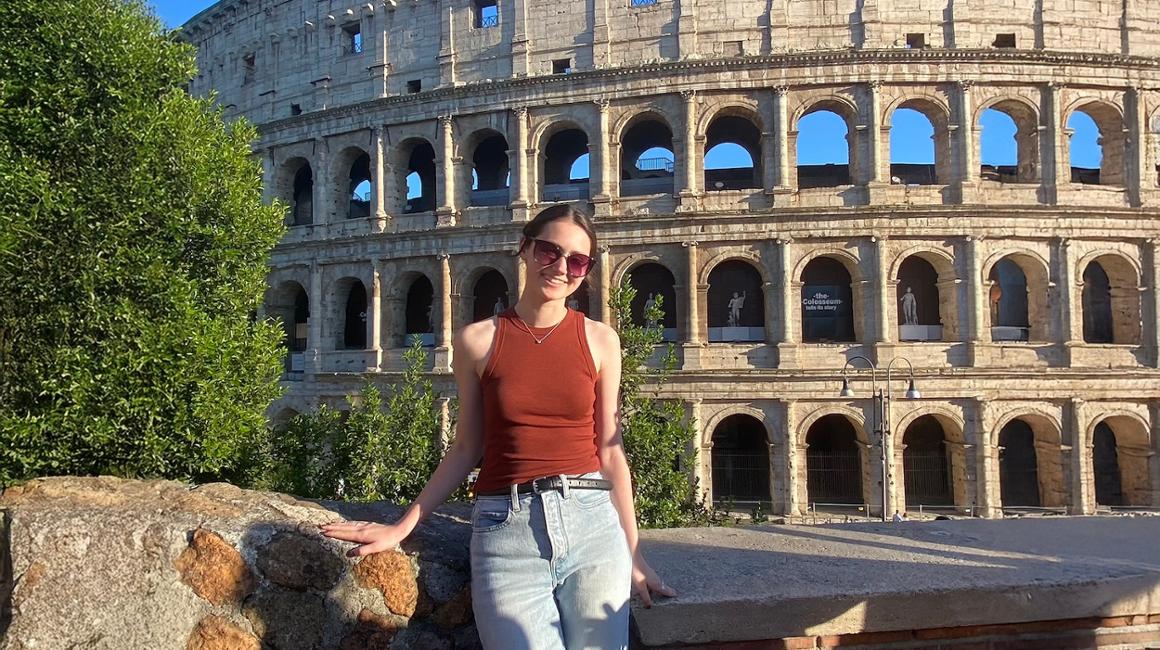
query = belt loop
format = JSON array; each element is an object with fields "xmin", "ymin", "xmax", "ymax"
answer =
[
  {"xmin": 559, "ymin": 474, "xmax": 570, "ymax": 499},
  {"xmin": 510, "ymin": 483, "xmax": 521, "ymax": 512}
]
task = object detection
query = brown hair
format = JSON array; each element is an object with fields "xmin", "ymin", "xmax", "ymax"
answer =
[{"xmin": 518, "ymin": 204, "xmax": 598, "ymax": 259}]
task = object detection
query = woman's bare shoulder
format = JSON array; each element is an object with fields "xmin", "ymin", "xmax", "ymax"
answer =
[
  {"xmin": 583, "ymin": 316, "xmax": 620, "ymax": 364},
  {"xmin": 454, "ymin": 316, "xmax": 499, "ymax": 364}
]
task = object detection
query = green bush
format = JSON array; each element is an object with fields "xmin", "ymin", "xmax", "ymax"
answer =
[{"xmin": 0, "ymin": 0, "xmax": 286, "ymax": 487}]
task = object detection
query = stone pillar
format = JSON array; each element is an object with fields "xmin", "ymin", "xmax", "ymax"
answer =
[
  {"xmin": 314, "ymin": 138, "xmax": 331, "ymax": 225},
  {"xmin": 369, "ymin": 259, "xmax": 384, "ymax": 369},
  {"xmin": 435, "ymin": 253, "xmax": 453, "ymax": 373},
  {"xmin": 679, "ymin": 91, "xmax": 699, "ymax": 207},
  {"xmin": 591, "ymin": 0, "xmax": 611, "ymax": 68},
  {"xmin": 510, "ymin": 107, "xmax": 529, "ymax": 213},
  {"xmin": 759, "ymin": 90, "xmax": 778, "ymax": 193},
  {"xmin": 437, "ymin": 396, "xmax": 454, "ymax": 450},
  {"xmin": 1150, "ymin": 239, "xmax": 1160, "ymax": 368},
  {"xmin": 1043, "ymin": 82, "xmax": 1066, "ymax": 203},
  {"xmin": 437, "ymin": 5, "xmax": 457, "ymax": 87},
  {"xmin": 774, "ymin": 86, "xmax": 791, "ymax": 189},
  {"xmin": 782, "ymin": 400, "xmax": 802, "ymax": 516},
  {"xmin": 688, "ymin": 399, "xmax": 708, "ymax": 496},
  {"xmin": 682, "ymin": 241, "xmax": 702, "ymax": 370},
  {"xmin": 777, "ymin": 239, "xmax": 798, "ymax": 368},
  {"xmin": 599, "ymin": 247, "xmax": 613, "ymax": 327},
  {"xmin": 371, "ymin": 127, "xmax": 388, "ymax": 224},
  {"xmin": 510, "ymin": 0, "xmax": 530, "ymax": 76},
  {"xmin": 966, "ymin": 236, "xmax": 989, "ymax": 366},
  {"xmin": 1126, "ymin": 86, "xmax": 1144, "ymax": 207},
  {"xmin": 972, "ymin": 396, "xmax": 1000, "ymax": 518},
  {"xmin": 1068, "ymin": 398, "xmax": 1095, "ymax": 515},
  {"xmin": 955, "ymin": 80, "xmax": 978, "ymax": 191},
  {"xmin": 875, "ymin": 238, "xmax": 893, "ymax": 344},
  {"xmin": 436, "ymin": 115, "xmax": 457, "ymax": 227},
  {"xmin": 516, "ymin": 258, "xmax": 527, "ymax": 300},
  {"xmin": 1055, "ymin": 238, "xmax": 1080, "ymax": 363},
  {"xmin": 676, "ymin": 0, "xmax": 697, "ymax": 58},
  {"xmin": 260, "ymin": 149, "xmax": 276, "ymax": 206},
  {"xmin": 592, "ymin": 99, "xmax": 612, "ymax": 215},
  {"xmin": 865, "ymin": 81, "xmax": 884, "ymax": 185},
  {"xmin": 1150, "ymin": 401, "xmax": 1160, "ymax": 507},
  {"xmin": 308, "ymin": 263, "xmax": 324, "ymax": 372}
]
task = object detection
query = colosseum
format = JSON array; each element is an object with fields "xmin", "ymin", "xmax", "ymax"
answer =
[{"xmin": 180, "ymin": 0, "xmax": 1160, "ymax": 519}]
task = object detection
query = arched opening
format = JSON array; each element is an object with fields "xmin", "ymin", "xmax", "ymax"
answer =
[
  {"xmin": 988, "ymin": 257, "xmax": 1029, "ymax": 342},
  {"xmin": 889, "ymin": 104, "xmax": 944, "ymax": 185},
  {"xmin": 1067, "ymin": 102, "xmax": 1125, "ymax": 186},
  {"xmin": 1082, "ymin": 255, "xmax": 1141, "ymax": 345},
  {"xmin": 704, "ymin": 114, "xmax": 761, "ymax": 191},
  {"xmin": 979, "ymin": 101, "xmax": 1039, "ymax": 183},
  {"xmin": 470, "ymin": 132, "xmax": 510, "ymax": 207},
  {"xmin": 339, "ymin": 280, "xmax": 368, "ymax": 350},
  {"xmin": 271, "ymin": 407, "xmax": 301, "ymax": 430},
  {"xmin": 1092, "ymin": 421, "xmax": 1124, "ymax": 507},
  {"xmin": 902, "ymin": 415, "xmax": 952, "ymax": 507},
  {"xmin": 796, "ymin": 104, "xmax": 854, "ymax": 188},
  {"xmin": 711, "ymin": 414, "xmax": 771, "ymax": 506},
  {"xmin": 1092, "ymin": 416, "xmax": 1152, "ymax": 507},
  {"xmin": 397, "ymin": 140, "xmax": 436, "ymax": 214},
  {"xmin": 627, "ymin": 263, "xmax": 677, "ymax": 341},
  {"xmin": 566, "ymin": 280, "xmax": 591, "ymax": 316},
  {"xmin": 266, "ymin": 281, "xmax": 310, "ymax": 375},
  {"xmin": 348, "ymin": 152, "xmax": 371, "ymax": 219},
  {"xmin": 620, "ymin": 116, "xmax": 675, "ymax": 197},
  {"xmin": 805, "ymin": 414, "xmax": 864, "ymax": 507},
  {"xmin": 801, "ymin": 257, "xmax": 855, "ymax": 343},
  {"xmin": 289, "ymin": 160, "xmax": 314, "ymax": 226},
  {"xmin": 472, "ymin": 270, "xmax": 509, "ymax": 322},
  {"xmin": 707, "ymin": 260, "xmax": 764, "ymax": 342},
  {"xmin": 405, "ymin": 276, "xmax": 435, "ymax": 347},
  {"xmin": 542, "ymin": 126, "xmax": 590, "ymax": 202},
  {"xmin": 897, "ymin": 256, "xmax": 942, "ymax": 341},
  {"xmin": 998, "ymin": 419, "xmax": 1040, "ymax": 508}
]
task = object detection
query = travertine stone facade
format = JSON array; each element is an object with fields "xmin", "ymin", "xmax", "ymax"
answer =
[{"xmin": 184, "ymin": 0, "xmax": 1160, "ymax": 518}]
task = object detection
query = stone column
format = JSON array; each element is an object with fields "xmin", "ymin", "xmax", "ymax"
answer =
[
  {"xmin": 676, "ymin": 0, "xmax": 697, "ymax": 58},
  {"xmin": 314, "ymin": 138, "xmax": 331, "ymax": 225},
  {"xmin": 774, "ymin": 87, "xmax": 791, "ymax": 189},
  {"xmin": 436, "ymin": 115, "xmax": 457, "ymax": 227},
  {"xmin": 679, "ymin": 91, "xmax": 699, "ymax": 206},
  {"xmin": 371, "ymin": 127, "xmax": 387, "ymax": 224},
  {"xmin": 955, "ymin": 81, "xmax": 977, "ymax": 191},
  {"xmin": 591, "ymin": 0, "xmax": 611, "ymax": 68},
  {"xmin": 369, "ymin": 259, "xmax": 384, "ymax": 369},
  {"xmin": 592, "ymin": 99, "xmax": 612, "ymax": 215},
  {"xmin": 1068, "ymin": 397, "xmax": 1095, "ymax": 515},
  {"xmin": 1126, "ymin": 86, "xmax": 1145, "ymax": 207},
  {"xmin": 1150, "ymin": 239, "xmax": 1160, "ymax": 368},
  {"xmin": 437, "ymin": 4, "xmax": 457, "ymax": 87},
  {"xmin": 1055, "ymin": 238, "xmax": 1080, "ymax": 363},
  {"xmin": 437, "ymin": 396, "xmax": 454, "ymax": 450},
  {"xmin": 599, "ymin": 247, "xmax": 613, "ymax": 327},
  {"xmin": 1150, "ymin": 401, "xmax": 1160, "ymax": 507},
  {"xmin": 308, "ymin": 263, "xmax": 324, "ymax": 372},
  {"xmin": 777, "ymin": 238, "xmax": 798, "ymax": 368},
  {"xmin": 1042, "ymin": 82, "xmax": 1066, "ymax": 203},
  {"xmin": 875, "ymin": 238, "xmax": 893, "ymax": 344},
  {"xmin": 965, "ymin": 236, "xmax": 989, "ymax": 366},
  {"xmin": 972, "ymin": 396, "xmax": 1000, "ymax": 518},
  {"xmin": 435, "ymin": 253, "xmax": 453, "ymax": 373},
  {"xmin": 510, "ymin": 107, "xmax": 529, "ymax": 213},
  {"xmin": 683, "ymin": 240, "xmax": 701, "ymax": 345},
  {"xmin": 688, "ymin": 399, "xmax": 708, "ymax": 496},
  {"xmin": 865, "ymin": 81, "xmax": 884, "ymax": 185},
  {"xmin": 510, "ymin": 0, "xmax": 530, "ymax": 76},
  {"xmin": 759, "ymin": 90, "xmax": 778, "ymax": 193},
  {"xmin": 782, "ymin": 400, "xmax": 802, "ymax": 516},
  {"xmin": 260, "ymin": 149, "xmax": 276, "ymax": 206}
]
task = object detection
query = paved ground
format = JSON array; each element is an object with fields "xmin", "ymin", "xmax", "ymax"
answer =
[{"xmin": 631, "ymin": 515, "xmax": 1160, "ymax": 646}]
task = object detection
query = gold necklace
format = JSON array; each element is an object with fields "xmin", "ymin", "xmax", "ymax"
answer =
[{"xmin": 513, "ymin": 311, "xmax": 566, "ymax": 345}]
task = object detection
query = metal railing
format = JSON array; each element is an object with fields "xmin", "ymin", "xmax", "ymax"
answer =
[
  {"xmin": 807, "ymin": 502, "xmax": 873, "ymax": 524},
  {"xmin": 712, "ymin": 453, "xmax": 770, "ymax": 503},
  {"xmin": 542, "ymin": 183, "xmax": 589, "ymax": 202},
  {"xmin": 479, "ymin": 14, "xmax": 498, "ymax": 28}
]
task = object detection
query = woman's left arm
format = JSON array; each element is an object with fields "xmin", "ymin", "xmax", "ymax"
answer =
[{"xmin": 591, "ymin": 322, "xmax": 677, "ymax": 608}]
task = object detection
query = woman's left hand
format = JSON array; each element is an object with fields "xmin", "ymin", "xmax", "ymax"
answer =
[{"xmin": 631, "ymin": 553, "xmax": 677, "ymax": 608}]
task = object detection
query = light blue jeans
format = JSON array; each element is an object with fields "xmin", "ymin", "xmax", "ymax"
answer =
[{"xmin": 470, "ymin": 471, "xmax": 632, "ymax": 650}]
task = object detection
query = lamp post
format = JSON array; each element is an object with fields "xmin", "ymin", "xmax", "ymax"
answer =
[{"xmin": 838, "ymin": 355, "xmax": 921, "ymax": 522}]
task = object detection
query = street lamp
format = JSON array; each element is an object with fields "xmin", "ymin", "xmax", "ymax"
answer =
[{"xmin": 837, "ymin": 355, "xmax": 921, "ymax": 522}]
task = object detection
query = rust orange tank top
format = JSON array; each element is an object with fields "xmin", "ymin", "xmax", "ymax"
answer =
[{"xmin": 473, "ymin": 307, "xmax": 601, "ymax": 493}]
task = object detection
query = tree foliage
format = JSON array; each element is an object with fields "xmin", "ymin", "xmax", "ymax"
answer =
[
  {"xmin": 267, "ymin": 341, "xmax": 442, "ymax": 503},
  {"xmin": 610, "ymin": 282, "xmax": 712, "ymax": 528},
  {"xmin": 0, "ymin": 0, "xmax": 286, "ymax": 486}
]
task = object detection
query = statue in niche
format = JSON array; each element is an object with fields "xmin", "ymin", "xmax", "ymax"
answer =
[
  {"xmin": 493, "ymin": 297, "xmax": 505, "ymax": 316},
  {"xmin": 900, "ymin": 287, "xmax": 918, "ymax": 326},
  {"xmin": 426, "ymin": 303, "xmax": 434, "ymax": 333},
  {"xmin": 988, "ymin": 283, "xmax": 1003, "ymax": 324},
  {"xmin": 643, "ymin": 292, "xmax": 659, "ymax": 326},
  {"xmin": 727, "ymin": 291, "xmax": 747, "ymax": 328}
]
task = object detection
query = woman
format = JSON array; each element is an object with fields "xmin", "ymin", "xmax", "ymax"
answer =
[{"xmin": 322, "ymin": 204, "xmax": 675, "ymax": 649}]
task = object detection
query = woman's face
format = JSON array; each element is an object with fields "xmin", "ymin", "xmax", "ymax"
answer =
[{"xmin": 521, "ymin": 219, "xmax": 593, "ymax": 303}]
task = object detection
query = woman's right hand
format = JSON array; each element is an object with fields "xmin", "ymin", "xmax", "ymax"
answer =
[{"xmin": 320, "ymin": 519, "xmax": 413, "ymax": 557}]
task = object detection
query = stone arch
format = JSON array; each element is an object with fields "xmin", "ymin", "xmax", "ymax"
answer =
[
  {"xmin": 884, "ymin": 95, "xmax": 952, "ymax": 185},
  {"xmin": 617, "ymin": 110, "xmax": 676, "ymax": 197},
  {"xmin": 265, "ymin": 279, "xmax": 311, "ymax": 373},
  {"xmin": 793, "ymin": 95, "xmax": 860, "ymax": 188},
  {"xmin": 797, "ymin": 404, "xmax": 869, "ymax": 445},
  {"xmin": 706, "ymin": 258, "xmax": 766, "ymax": 340},
  {"xmin": 793, "ymin": 248, "xmax": 862, "ymax": 283},
  {"xmin": 461, "ymin": 127, "xmax": 511, "ymax": 207},
  {"xmin": 993, "ymin": 411, "xmax": 1066, "ymax": 509},
  {"xmin": 802, "ymin": 411, "xmax": 871, "ymax": 508},
  {"xmin": 1062, "ymin": 98, "xmax": 1126, "ymax": 186},
  {"xmin": 455, "ymin": 264, "xmax": 515, "ymax": 326},
  {"xmin": 701, "ymin": 105, "xmax": 763, "ymax": 191},
  {"xmin": 270, "ymin": 407, "xmax": 301, "ymax": 429},
  {"xmin": 330, "ymin": 144, "xmax": 372, "ymax": 220},
  {"xmin": 710, "ymin": 412, "xmax": 773, "ymax": 505},
  {"xmin": 274, "ymin": 156, "xmax": 315, "ymax": 226},
  {"xmin": 697, "ymin": 101, "xmax": 764, "ymax": 136},
  {"xmin": 391, "ymin": 137, "xmax": 437, "ymax": 214},
  {"xmin": 1149, "ymin": 107, "xmax": 1160, "ymax": 188},
  {"xmin": 702, "ymin": 405, "xmax": 771, "ymax": 447},
  {"xmin": 699, "ymin": 250, "xmax": 770, "ymax": 286},
  {"xmin": 1088, "ymin": 411, "xmax": 1152, "ymax": 507},
  {"xmin": 331, "ymin": 276, "xmax": 370, "ymax": 350},
  {"xmin": 976, "ymin": 95, "xmax": 1041, "ymax": 183},
  {"xmin": 982, "ymin": 250, "xmax": 1051, "ymax": 342},
  {"xmin": 537, "ymin": 120, "xmax": 591, "ymax": 201},
  {"xmin": 391, "ymin": 269, "xmax": 437, "ymax": 348},
  {"xmin": 1077, "ymin": 251, "xmax": 1141, "ymax": 345},
  {"xmin": 798, "ymin": 251, "xmax": 863, "ymax": 343},
  {"xmin": 893, "ymin": 247, "xmax": 957, "ymax": 342},
  {"xmin": 623, "ymin": 260, "xmax": 679, "ymax": 336}
]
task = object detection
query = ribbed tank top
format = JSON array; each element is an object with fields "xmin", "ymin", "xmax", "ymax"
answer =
[{"xmin": 473, "ymin": 307, "xmax": 601, "ymax": 493}]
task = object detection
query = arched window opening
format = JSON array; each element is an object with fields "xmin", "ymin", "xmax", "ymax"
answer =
[
  {"xmin": 399, "ymin": 141, "xmax": 436, "ymax": 214},
  {"xmin": 470, "ymin": 133, "xmax": 510, "ymax": 207},
  {"xmin": 570, "ymin": 154, "xmax": 590, "ymax": 182},
  {"xmin": 902, "ymin": 416, "xmax": 951, "ymax": 507},
  {"xmin": 472, "ymin": 270, "xmax": 509, "ymax": 322},
  {"xmin": 707, "ymin": 260, "xmax": 764, "ymax": 342},
  {"xmin": 348, "ymin": 153, "xmax": 371, "ymax": 219},
  {"xmin": 801, "ymin": 257, "xmax": 855, "ymax": 343},
  {"xmin": 988, "ymin": 258, "xmax": 1029, "ymax": 342},
  {"xmin": 621, "ymin": 118, "xmax": 675, "ymax": 197},
  {"xmin": 543, "ymin": 127, "xmax": 590, "ymax": 202},
  {"xmin": 291, "ymin": 162, "xmax": 314, "ymax": 226},
  {"xmin": 1082, "ymin": 261, "xmax": 1113, "ymax": 344},
  {"xmin": 805, "ymin": 415, "xmax": 863, "ymax": 508},
  {"xmin": 342, "ymin": 281, "xmax": 368, "ymax": 350},
  {"xmin": 1092, "ymin": 422, "xmax": 1124, "ymax": 507},
  {"xmin": 979, "ymin": 103, "xmax": 1039, "ymax": 183},
  {"xmin": 711, "ymin": 414, "xmax": 771, "ymax": 506},
  {"xmin": 705, "ymin": 115, "xmax": 761, "ymax": 191},
  {"xmin": 897, "ymin": 256, "xmax": 941, "ymax": 341},
  {"xmin": 889, "ymin": 107, "xmax": 938, "ymax": 185},
  {"xmin": 797, "ymin": 109, "xmax": 851, "ymax": 188},
  {"xmin": 405, "ymin": 276, "xmax": 435, "ymax": 347},
  {"xmin": 267, "ymin": 282, "xmax": 310, "ymax": 376},
  {"xmin": 998, "ymin": 419, "xmax": 1040, "ymax": 508},
  {"xmin": 1067, "ymin": 103, "xmax": 1124, "ymax": 186},
  {"xmin": 627, "ymin": 263, "xmax": 677, "ymax": 341}
]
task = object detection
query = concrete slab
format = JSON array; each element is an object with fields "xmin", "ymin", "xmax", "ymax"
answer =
[{"xmin": 631, "ymin": 516, "xmax": 1160, "ymax": 647}]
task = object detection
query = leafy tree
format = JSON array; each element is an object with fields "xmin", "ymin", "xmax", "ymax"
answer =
[
  {"xmin": 610, "ymin": 282, "xmax": 711, "ymax": 528},
  {"xmin": 0, "ymin": 0, "xmax": 286, "ymax": 486},
  {"xmin": 268, "ymin": 341, "xmax": 442, "ymax": 502}
]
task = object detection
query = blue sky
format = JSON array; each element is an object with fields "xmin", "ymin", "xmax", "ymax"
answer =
[{"xmin": 150, "ymin": 0, "xmax": 1100, "ymax": 171}]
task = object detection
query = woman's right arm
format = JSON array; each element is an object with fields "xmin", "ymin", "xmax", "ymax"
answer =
[{"xmin": 321, "ymin": 325, "xmax": 487, "ymax": 557}]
